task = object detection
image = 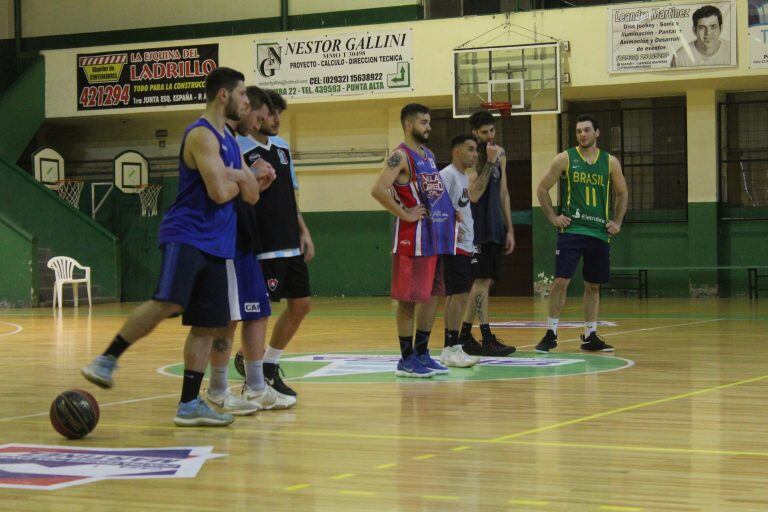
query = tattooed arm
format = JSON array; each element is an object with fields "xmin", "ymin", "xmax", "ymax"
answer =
[
  {"xmin": 370, "ymin": 149, "xmax": 426, "ymax": 222},
  {"xmin": 468, "ymin": 143, "xmax": 502, "ymax": 203}
]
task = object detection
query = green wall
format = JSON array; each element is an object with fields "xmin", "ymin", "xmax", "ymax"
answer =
[
  {"xmin": 0, "ymin": 158, "xmax": 120, "ymax": 301},
  {"xmin": 0, "ymin": 57, "xmax": 44, "ymax": 162},
  {"xmin": 0, "ymin": 212, "xmax": 37, "ymax": 306}
]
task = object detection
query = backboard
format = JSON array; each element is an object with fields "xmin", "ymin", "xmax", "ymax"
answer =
[
  {"xmin": 453, "ymin": 42, "xmax": 561, "ymax": 118},
  {"xmin": 113, "ymin": 150, "xmax": 149, "ymax": 194},
  {"xmin": 32, "ymin": 147, "xmax": 65, "ymax": 189}
]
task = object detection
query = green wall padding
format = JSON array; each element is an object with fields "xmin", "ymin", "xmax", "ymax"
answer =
[
  {"xmin": 0, "ymin": 212, "xmax": 37, "ymax": 306},
  {"xmin": 0, "ymin": 56, "xmax": 44, "ymax": 162}
]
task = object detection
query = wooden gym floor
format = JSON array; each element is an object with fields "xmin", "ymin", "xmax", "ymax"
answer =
[{"xmin": 0, "ymin": 297, "xmax": 766, "ymax": 511}]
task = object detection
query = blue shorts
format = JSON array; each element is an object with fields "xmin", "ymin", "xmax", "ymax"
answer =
[
  {"xmin": 555, "ymin": 233, "xmax": 610, "ymax": 284},
  {"xmin": 153, "ymin": 242, "xmax": 230, "ymax": 328},
  {"xmin": 226, "ymin": 251, "xmax": 271, "ymax": 322}
]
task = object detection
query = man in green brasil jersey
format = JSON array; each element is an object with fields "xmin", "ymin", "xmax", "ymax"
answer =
[{"xmin": 534, "ymin": 114, "xmax": 629, "ymax": 353}]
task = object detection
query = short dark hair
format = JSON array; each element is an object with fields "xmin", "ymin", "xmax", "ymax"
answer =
[
  {"xmin": 264, "ymin": 89, "xmax": 287, "ymax": 112},
  {"xmin": 245, "ymin": 86, "xmax": 274, "ymax": 112},
  {"xmin": 575, "ymin": 114, "xmax": 599, "ymax": 131},
  {"xmin": 469, "ymin": 110, "xmax": 496, "ymax": 130},
  {"xmin": 204, "ymin": 67, "xmax": 245, "ymax": 103},
  {"xmin": 400, "ymin": 103, "xmax": 430, "ymax": 126},
  {"xmin": 451, "ymin": 134, "xmax": 477, "ymax": 150},
  {"xmin": 693, "ymin": 5, "xmax": 722, "ymax": 28}
]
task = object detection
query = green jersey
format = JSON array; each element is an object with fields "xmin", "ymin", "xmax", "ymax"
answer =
[{"xmin": 559, "ymin": 147, "xmax": 611, "ymax": 242}]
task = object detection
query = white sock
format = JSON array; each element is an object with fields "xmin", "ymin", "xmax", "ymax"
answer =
[
  {"xmin": 585, "ymin": 321, "xmax": 597, "ymax": 338},
  {"xmin": 245, "ymin": 360, "xmax": 266, "ymax": 392},
  {"xmin": 208, "ymin": 365, "xmax": 228, "ymax": 395},
  {"xmin": 264, "ymin": 346, "xmax": 283, "ymax": 365},
  {"xmin": 547, "ymin": 318, "xmax": 559, "ymax": 335}
]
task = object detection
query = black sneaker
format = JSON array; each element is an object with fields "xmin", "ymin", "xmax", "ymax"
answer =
[
  {"xmin": 462, "ymin": 336, "xmax": 483, "ymax": 356},
  {"xmin": 481, "ymin": 335, "xmax": 516, "ymax": 356},
  {"xmin": 264, "ymin": 362, "xmax": 297, "ymax": 397},
  {"xmin": 234, "ymin": 350, "xmax": 245, "ymax": 378},
  {"xmin": 580, "ymin": 332, "xmax": 614, "ymax": 352},
  {"xmin": 535, "ymin": 330, "xmax": 558, "ymax": 353}
]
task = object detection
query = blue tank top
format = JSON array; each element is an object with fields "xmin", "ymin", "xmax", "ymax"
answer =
[
  {"xmin": 398, "ymin": 143, "xmax": 457, "ymax": 256},
  {"xmin": 158, "ymin": 118, "xmax": 240, "ymax": 258}
]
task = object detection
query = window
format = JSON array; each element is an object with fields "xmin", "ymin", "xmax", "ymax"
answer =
[
  {"xmin": 719, "ymin": 92, "xmax": 768, "ymax": 219},
  {"xmin": 562, "ymin": 97, "xmax": 687, "ymax": 222}
]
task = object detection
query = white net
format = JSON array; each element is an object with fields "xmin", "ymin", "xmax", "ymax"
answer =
[
  {"xmin": 55, "ymin": 180, "xmax": 85, "ymax": 209},
  {"xmin": 138, "ymin": 184, "xmax": 162, "ymax": 217}
]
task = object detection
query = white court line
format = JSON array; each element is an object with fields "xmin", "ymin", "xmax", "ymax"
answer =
[
  {"xmin": 0, "ymin": 322, "xmax": 23, "ymax": 338},
  {"xmin": 0, "ymin": 318, "xmax": 724, "ymax": 424},
  {"xmin": 0, "ymin": 392, "xmax": 179, "ymax": 423},
  {"xmin": 516, "ymin": 318, "xmax": 724, "ymax": 349}
]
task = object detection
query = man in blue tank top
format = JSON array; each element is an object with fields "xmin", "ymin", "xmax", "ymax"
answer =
[
  {"xmin": 82, "ymin": 67, "xmax": 267, "ymax": 427},
  {"xmin": 457, "ymin": 110, "xmax": 517, "ymax": 357}
]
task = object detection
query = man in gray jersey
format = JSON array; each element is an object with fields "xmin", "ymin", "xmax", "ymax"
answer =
[{"xmin": 438, "ymin": 134, "xmax": 481, "ymax": 368}]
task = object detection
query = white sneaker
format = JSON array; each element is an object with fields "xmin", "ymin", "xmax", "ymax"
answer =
[
  {"xmin": 242, "ymin": 384, "xmax": 296, "ymax": 410},
  {"xmin": 440, "ymin": 345, "xmax": 479, "ymax": 368},
  {"xmin": 205, "ymin": 389, "xmax": 260, "ymax": 416}
]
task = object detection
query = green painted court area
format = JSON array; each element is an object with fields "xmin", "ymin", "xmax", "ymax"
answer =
[{"xmin": 160, "ymin": 351, "xmax": 633, "ymax": 384}]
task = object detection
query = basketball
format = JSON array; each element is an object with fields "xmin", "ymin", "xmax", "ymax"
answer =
[
  {"xmin": 49, "ymin": 389, "xmax": 100, "ymax": 439},
  {"xmin": 234, "ymin": 350, "xmax": 246, "ymax": 378}
]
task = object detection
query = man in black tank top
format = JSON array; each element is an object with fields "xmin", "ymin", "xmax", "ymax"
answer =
[{"xmin": 458, "ymin": 110, "xmax": 517, "ymax": 357}]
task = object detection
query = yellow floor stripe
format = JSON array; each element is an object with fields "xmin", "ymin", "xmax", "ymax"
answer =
[
  {"xmin": 283, "ymin": 484, "xmax": 311, "ymax": 491},
  {"xmin": 490, "ymin": 373, "xmax": 768, "ymax": 442},
  {"xmin": 451, "ymin": 446, "xmax": 471, "ymax": 451},
  {"xmin": 502, "ymin": 439, "xmax": 768, "ymax": 458},
  {"xmin": 374, "ymin": 463, "xmax": 397, "ymax": 470},
  {"xmin": 599, "ymin": 506, "xmax": 643, "ymax": 511},
  {"xmin": 508, "ymin": 499, "xmax": 549, "ymax": 506},
  {"xmin": 331, "ymin": 473, "xmax": 356, "ymax": 480},
  {"xmin": 339, "ymin": 490, "xmax": 376, "ymax": 497},
  {"xmin": 421, "ymin": 495, "xmax": 459, "ymax": 501},
  {"xmin": 413, "ymin": 454, "xmax": 436, "ymax": 460}
]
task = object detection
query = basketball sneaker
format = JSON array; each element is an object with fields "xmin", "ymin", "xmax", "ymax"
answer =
[
  {"xmin": 580, "ymin": 332, "xmax": 614, "ymax": 352},
  {"xmin": 439, "ymin": 345, "xmax": 478, "ymax": 368},
  {"xmin": 234, "ymin": 350, "xmax": 246, "ymax": 378},
  {"xmin": 81, "ymin": 355, "xmax": 118, "ymax": 389},
  {"xmin": 174, "ymin": 397, "xmax": 235, "ymax": 427},
  {"xmin": 535, "ymin": 330, "xmax": 558, "ymax": 353},
  {"xmin": 242, "ymin": 384, "xmax": 296, "ymax": 410},
  {"xmin": 481, "ymin": 335, "xmax": 516, "ymax": 356},
  {"xmin": 417, "ymin": 350, "xmax": 450, "ymax": 375},
  {"xmin": 205, "ymin": 388, "xmax": 259, "ymax": 416},
  {"xmin": 395, "ymin": 353, "xmax": 435, "ymax": 378},
  {"xmin": 264, "ymin": 363, "xmax": 297, "ymax": 397},
  {"xmin": 462, "ymin": 335, "xmax": 483, "ymax": 356}
]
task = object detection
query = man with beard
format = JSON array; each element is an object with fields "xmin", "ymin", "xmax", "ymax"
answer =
[
  {"xmin": 233, "ymin": 89, "xmax": 313, "ymax": 400},
  {"xmin": 82, "ymin": 67, "xmax": 264, "ymax": 427},
  {"xmin": 370, "ymin": 103, "xmax": 456, "ymax": 378},
  {"xmin": 534, "ymin": 114, "xmax": 628, "ymax": 353},
  {"xmin": 457, "ymin": 110, "xmax": 517, "ymax": 357}
]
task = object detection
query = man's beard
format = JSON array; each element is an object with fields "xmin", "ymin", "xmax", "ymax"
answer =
[
  {"xmin": 225, "ymin": 97, "xmax": 241, "ymax": 122},
  {"xmin": 579, "ymin": 138, "xmax": 595, "ymax": 148},
  {"xmin": 413, "ymin": 130, "xmax": 429, "ymax": 144}
]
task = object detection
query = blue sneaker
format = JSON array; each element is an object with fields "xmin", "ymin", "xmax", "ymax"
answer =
[
  {"xmin": 81, "ymin": 355, "xmax": 118, "ymax": 389},
  {"xmin": 417, "ymin": 350, "xmax": 450, "ymax": 375},
  {"xmin": 395, "ymin": 354, "xmax": 435, "ymax": 378},
  {"xmin": 174, "ymin": 397, "xmax": 235, "ymax": 427}
]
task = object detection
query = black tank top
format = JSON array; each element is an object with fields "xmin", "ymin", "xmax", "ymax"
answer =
[{"xmin": 471, "ymin": 151, "xmax": 506, "ymax": 245}]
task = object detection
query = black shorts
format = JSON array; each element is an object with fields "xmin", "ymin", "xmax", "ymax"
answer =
[
  {"xmin": 442, "ymin": 254, "xmax": 473, "ymax": 295},
  {"xmin": 471, "ymin": 243, "xmax": 504, "ymax": 281},
  {"xmin": 260, "ymin": 255, "xmax": 311, "ymax": 301},
  {"xmin": 555, "ymin": 233, "xmax": 611, "ymax": 284},
  {"xmin": 153, "ymin": 242, "xmax": 230, "ymax": 328}
]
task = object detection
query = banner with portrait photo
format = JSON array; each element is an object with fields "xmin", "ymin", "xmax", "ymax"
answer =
[
  {"xmin": 609, "ymin": 1, "xmax": 736, "ymax": 73},
  {"xmin": 749, "ymin": 0, "xmax": 768, "ymax": 67}
]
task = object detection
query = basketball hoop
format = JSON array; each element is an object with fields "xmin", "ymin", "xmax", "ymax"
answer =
[
  {"xmin": 138, "ymin": 184, "xmax": 162, "ymax": 217},
  {"xmin": 55, "ymin": 179, "xmax": 85, "ymax": 209},
  {"xmin": 481, "ymin": 101, "xmax": 513, "ymax": 117}
]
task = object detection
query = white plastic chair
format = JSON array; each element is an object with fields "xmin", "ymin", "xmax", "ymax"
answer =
[{"xmin": 47, "ymin": 256, "xmax": 92, "ymax": 310}]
